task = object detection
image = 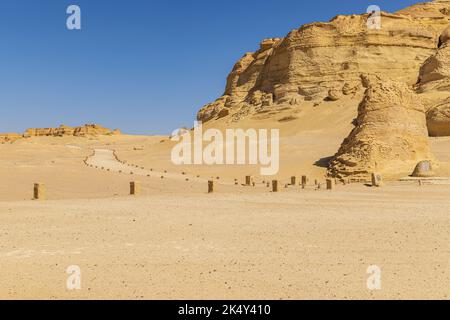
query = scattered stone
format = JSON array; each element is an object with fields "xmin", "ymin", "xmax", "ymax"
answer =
[
  {"xmin": 411, "ymin": 160, "xmax": 435, "ymax": 178},
  {"xmin": 327, "ymin": 89, "xmax": 342, "ymax": 101}
]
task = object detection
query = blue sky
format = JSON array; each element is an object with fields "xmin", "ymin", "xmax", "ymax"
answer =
[{"xmin": 0, "ymin": 0, "xmax": 421, "ymax": 134}]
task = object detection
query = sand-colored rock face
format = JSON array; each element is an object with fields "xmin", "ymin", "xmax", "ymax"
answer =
[
  {"xmin": 0, "ymin": 133, "xmax": 22, "ymax": 143},
  {"xmin": 197, "ymin": 1, "xmax": 450, "ymax": 123},
  {"xmin": 418, "ymin": 25, "xmax": 450, "ymax": 91},
  {"xmin": 417, "ymin": 23, "xmax": 450, "ymax": 136},
  {"xmin": 427, "ymin": 98, "xmax": 450, "ymax": 136},
  {"xmin": 24, "ymin": 124, "xmax": 121, "ymax": 138},
  {"xmin": 328, "ymin": 76, "xmax": 432, "ymax": 179},
  {"xmin": 0, "ymin": 124, "xmax": 121, "ymax": 143},
  {"xmin": 194, "ymin": 1, "xmax": 450, "ymax": 179}
]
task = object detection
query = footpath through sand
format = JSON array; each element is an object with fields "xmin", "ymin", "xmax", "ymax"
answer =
[{"xmin": 86, "ymin": 149, "xmax": 216, "ymax": 184}]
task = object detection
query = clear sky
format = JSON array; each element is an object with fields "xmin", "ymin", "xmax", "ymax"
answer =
[{"xmin": 0, "ymin": 0, "xmax": 422, "ymax": 134}]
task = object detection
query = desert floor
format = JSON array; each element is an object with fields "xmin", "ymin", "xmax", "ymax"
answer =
[{"xmin": 1, "ymin": 113, "xmax": 450, "ymax": 299}]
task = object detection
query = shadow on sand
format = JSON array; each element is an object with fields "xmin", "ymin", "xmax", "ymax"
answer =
[{"xmin": 314, "ymin": 156, "xmax": 333, "ymax": 168}]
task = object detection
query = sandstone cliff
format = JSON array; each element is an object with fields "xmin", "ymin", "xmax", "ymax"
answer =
[
  {"xmin": 23, "ymin": 124, "xmax": 121, "ymax": 138},
  {"xmin": 196, "ymin": 0, "xmax": 450, "ymax": 179},
  {"xmin": 1, "ymin": 124, "xmax": 121, "ymax": 143},
  {"xmin": 0, "ymin": 133, "xmax": 23, "ymax": 144},
  {"xmin": 198, "ymin": 0, "xmax": 450, "ymax": 124},
  {"xmin": 417, "ymin": 23, "xmax": 450, "ymax": 136}
]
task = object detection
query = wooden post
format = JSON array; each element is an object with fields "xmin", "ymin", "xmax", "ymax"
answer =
[
  {"xmin": 130, "ymin": 181, "xmax": 140, "ymax": 195},
  {"xmin": 33, "ymin": 183, "xmax": 45, "ymax": 200},
  {"xmin": 272, "ymin": 180, "xmax": 278, "ymax": 192},
  {"xmin": 371, "ymin": 173, "xmax": 383, "ymax": 187},
  {"xmin": 208, "ymin": 180, "xmax": 214, "ymax": 193},
  {"xmin": 302, "ymin": 175, "xmax": 307, "ymax": 186},
  {"xmin": 326, "ymin": 179, "xmax": 333, "ymax": 190},
  {"xmin": 291, "ymin": 176, "xmax": 296, "ymax": 186},
  {"xmin": 245, "ymin": 176, "xmax": 252, "ymax": 186}
]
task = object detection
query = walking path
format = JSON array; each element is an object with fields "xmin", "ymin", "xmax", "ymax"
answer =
[{"xmin": 85, "ymin": 149, "xmax": 208, "ymax": 183}]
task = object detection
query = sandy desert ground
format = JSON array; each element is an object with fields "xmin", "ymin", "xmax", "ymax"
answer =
[
  {"xmin": 1, "ymin": 106, "xmax": 450, "ymax": 300},
  {"xmin": 5, "ymin": 0, "xmax": 450, "ymax": 302}
]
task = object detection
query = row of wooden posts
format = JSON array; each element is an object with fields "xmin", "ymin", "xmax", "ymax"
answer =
[
  {"xmin": 32, "ymin": 181, "xmax": 143, "ymax": 200},
  {"xmin": 31, "ymin": 173, "xmax": 384, "ymax": 200},
  {"xmin": 210, "ymin": 172, "xmax": 384, "ymax": 194},
  {"xmin": 210, "ymin": 175, "xmax": 335, "ymax": 194},
  {"xmin": 31, "ymin": 178, "xmax": 331, "ymax": 200},
  {"xmin": 85, "ymin": 150, "xmax": 384, "ymax": 191},
  {"xmin": 69, "ymin": 151, "xmax": 383, "ymax": 199}
]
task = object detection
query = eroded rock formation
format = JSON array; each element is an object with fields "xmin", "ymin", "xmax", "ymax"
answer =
[
  {"xmin": 195, "ymin": 0, "xmax": 450, "ymax": 179},
  {"xmin": 0, "ymin": 133, "xmax": 22, "ymax": 144},
  {"xmin": 197, "ymin": 1, "xmax": 450, "ymax": 124},
  {"xmin": 417, "ymin": 23, "xmax": 450, "ymax": 136},
  {"xmin": 0, "ymin": 124, "xmax": 121, "ymax": 143},
  {"xmin": 24, "ymin": 124, "xmax": 121, "ymax": 138},
  {"xmin": 328, "ymin": 75, "xmax": 432, "ymax": 179}
]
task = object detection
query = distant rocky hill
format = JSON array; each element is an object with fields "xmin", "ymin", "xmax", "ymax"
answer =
[
  {"xmin": 1, "ymin": 124, "xmax": 121, "ymax": 143},
  {"xmin": 24, "ymin": 124, "xmax": 121, "ymax": 138},
  {"xmin": 197, "ymin": 0, "xmax": 450, "ymax": 179}
]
